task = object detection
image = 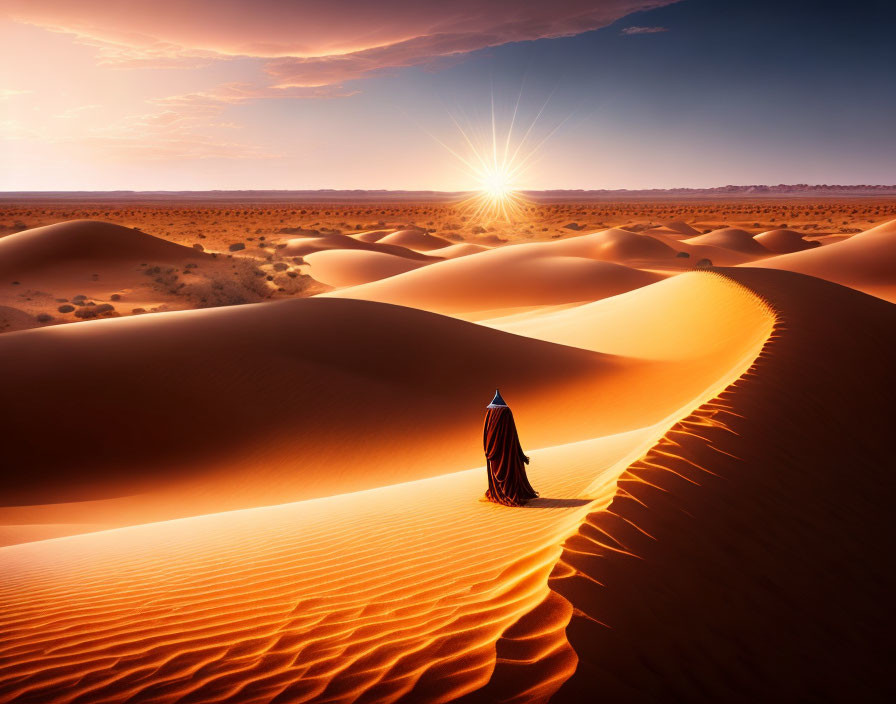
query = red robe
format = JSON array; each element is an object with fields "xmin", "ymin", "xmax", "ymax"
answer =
[{"xmin": 483, "ymin": 405, "xmax": 538, "ymax": 506}]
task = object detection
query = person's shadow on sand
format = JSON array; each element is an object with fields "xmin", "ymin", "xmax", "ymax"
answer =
[{"xmin": 522, "ymin": 497, "xmax": 592, "ymax": 509}]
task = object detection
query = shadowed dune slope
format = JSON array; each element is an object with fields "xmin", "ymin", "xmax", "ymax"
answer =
[
  {"xmin": 527, "ymin": 269, "xmax": 896, "ymax": 702},
  {"xmin": 685, "ymin": 227, "xmax": 770, "ymax": 255},
  {"xmin": 0, "ymin": 296, "xmax": 652, "ymax": 537},
  {"xmin": 754, "ymin": 228, "xmax": 820, "ymax": 253},
  {"xmin": 0, "ymin": 219, "xmax": 204, "ymax": 277},
  {"xmin": 663, "ymin": 220, "xmax": 700, "ymax": 236},
  {"xmin": 303, "ymin": 249, "xmax": 429, "ymax": 287},
  {"xmin": 751, "ymin": 218, "xmax": 896, "ymax": 302},
  {"xmin": 0, "ymin": 273, "xmax": 778, "ymax": 704},
  {"xmin": 326, "ymin": 243, "xmax": 665, "ymax": 315}
]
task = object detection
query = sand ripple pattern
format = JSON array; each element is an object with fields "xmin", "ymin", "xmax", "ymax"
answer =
[{"xmin": 0, "ymin": 431, "xmax": 651, "ymax": 704}]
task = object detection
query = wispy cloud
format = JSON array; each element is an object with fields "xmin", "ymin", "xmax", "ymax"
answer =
[
  {"xmin": 620, "ymin": 26, "xmax": 669, "ymax": 35},
  {"xmin": 0, "ymin": 88, "xmax": 33, "ymax": 99}
]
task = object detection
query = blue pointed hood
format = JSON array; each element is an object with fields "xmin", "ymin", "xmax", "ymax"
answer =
[{"xmin": 487, "ymin": 389, "xmax": 508, "ymax": 408}]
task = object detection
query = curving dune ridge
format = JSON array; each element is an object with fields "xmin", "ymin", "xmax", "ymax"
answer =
[{"xmin": 536, "ymin": 269, "xmax": 896, "ymax": 701}]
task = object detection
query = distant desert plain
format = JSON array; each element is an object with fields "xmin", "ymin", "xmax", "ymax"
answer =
[{"xmin": 1, "ymin": 187, "xmax": 894, "ymax": 702}]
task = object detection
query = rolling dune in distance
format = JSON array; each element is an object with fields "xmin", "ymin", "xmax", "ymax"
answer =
[
  {"xmin": 0, "ymin": 220, "xmax": 207, "ymax": 276},
  {"xmin": 377, "ymin": 229, "xmax": 455, "ymax": 251},
  {"xmin": 325, "ymin": 242, "xmax": 666, "ymax": 315},
  {"xmin": 303, "ymin": 249, "xmax": 429, "ymax": 286},
  {"xmin": 683, "ymin": 227, "xmax": 771, "ymax": 255},
  {"xmin": 751, "ymin": 218, "xmax": 896, "ymax": 302},
  {"xmin": 753, "ymin": 228, "xmax": 820, "ymax": 253},
  {"xmin": 283, "ymin": 233, "xmax": 438, "ymax": 261}
]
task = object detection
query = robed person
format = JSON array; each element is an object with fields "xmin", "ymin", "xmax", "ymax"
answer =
[{"xmin": 483, "ymin": 390, "xmax": 538, "ymax": 506}]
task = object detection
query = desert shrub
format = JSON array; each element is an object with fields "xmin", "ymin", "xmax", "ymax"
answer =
[
  {"xmin": 676, "ymin": 251, "xmax": 690, "ymax": 258},
  {"xmin": 228, "ymin": 242, "xmax": 246, "ymax": 252},
  {"xmin": 37, "ymin": 313, "xmax": 53, "ymax": 323},
  {"xmin": 695, "ymin": 258, "xmax": 713, "ymax": 268},
  {"xmin": 57, "ymin": 304, "xmax": 75, "ymax": 313}
]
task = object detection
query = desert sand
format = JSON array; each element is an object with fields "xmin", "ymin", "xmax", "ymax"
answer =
[{"xmin": 1, "ymin": 197, "xmax": 894, "ymax": 702}]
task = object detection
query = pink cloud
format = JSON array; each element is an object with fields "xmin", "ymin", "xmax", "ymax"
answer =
[{"xmin": 6, "ymin": 1, "xmax": 678, "ymax": 83}]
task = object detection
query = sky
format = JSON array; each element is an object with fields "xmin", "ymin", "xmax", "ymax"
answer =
[{"xmin": 1, "ymin": 0, "xmax": 894, "ymax": 191}]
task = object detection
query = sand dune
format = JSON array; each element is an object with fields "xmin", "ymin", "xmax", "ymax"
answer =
[
  {"xmin": 283, "ymin": 232, "xmax": 437, "ymax": 261},
  {"xmin": 548, "ymin": 228, "xmax": 678, "ymax": 261},
  {"xmin": 0, "ymin": 219, "xmax": 289, "ymax": 333},
  {"xmin": 750, "ymin": 218, "xmax": 896, "ymax": 301},
  {"xmin": 350, "ymin": 229, "xmax": 393, "ymax": 242},
  {"xmin": 754, "ymin": 228, "xmax": 820, "ymax": 253},
  {"xmin": 0, "ymin": 220, "xmax": 205, "ymax": 277},
  {"xmin": 429, "ymin": 243, "xmax": 490, "ymax": 258},
  {"xmin": 0, "ymin": 296, "xmax": 644, "ymax": 539},
  {"xmin": 663, "ymin": 220, "xmax": 701, "ymax": 236},
  {"xmin": 685, "ymin": 227, "xmax": 770, "ymax": 255},
  {"xmin": 551, "ymin": 227, "xmax": 755, "ymax": 268},
  {"xmin": 0, "ymin": 271, "xmax": 779, "ymax": 703},
  {"xmin": 303, "ymin": 249, "xmax": 431, "ymax": 287},
  {"xmin": 0, "ymin": 305, "xmax": 37, "ymax": 333},
  {"xmin": 377, "ymin": 229, "xmax": 454, "ymax": 251},
  {"xmin": 326, "ymin": 242, "xmax": 665, "ymax": 315}
]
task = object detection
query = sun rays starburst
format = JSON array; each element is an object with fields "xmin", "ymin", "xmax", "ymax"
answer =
[{"xmin": 425, "ymin": 88, "xmax": 564, "ymax": 224}]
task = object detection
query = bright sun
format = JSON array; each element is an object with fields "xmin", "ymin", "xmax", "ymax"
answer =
[
  {"xmin": 480, "ymin": 167, "xmax": 514, "ymax": 200},
  {"xmin": 434, "ymin": 92, "xmax": 559, "ymax": 223}
]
